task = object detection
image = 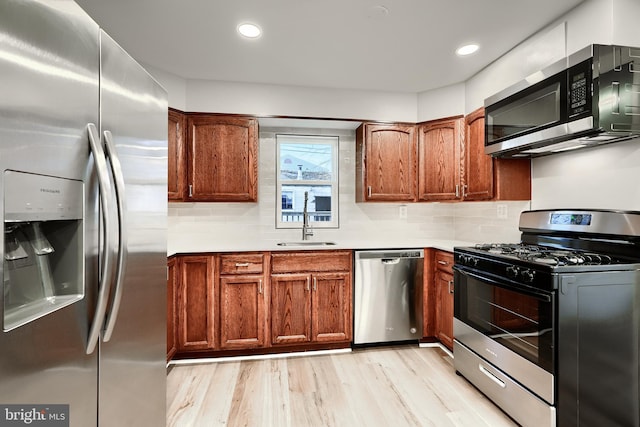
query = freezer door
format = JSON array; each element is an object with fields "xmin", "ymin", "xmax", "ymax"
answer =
[
  {"xmin": 98, "ymin": 30, "xmax": 168, "ymax": 427},
  {"xmin": 0, "ymin": 1, "xmax": 100, "ymax": 426}
]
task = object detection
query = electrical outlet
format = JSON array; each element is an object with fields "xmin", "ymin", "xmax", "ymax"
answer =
[
  {"xmin": 399, "ymin": 205, "xmax": 408, "ymax": 219},
  {"xmin": 497, "ymin": 204, "xmax": 508, "ymax": 219}
]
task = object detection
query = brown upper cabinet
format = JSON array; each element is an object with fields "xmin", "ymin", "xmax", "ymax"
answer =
[
  {"xmin": 418, "ymin": 117, "xmax": 464, "ymax": 201},
  {"xmin": 187, "ymin": 114, "xmax": 258, "ymax": 202},
  {"xmin": 417, "ymin": 110, "xmax": 531, "ymax": 202},
  {"xmin": 168, "ymin": 111, "xmax": 258, "ymax": 202},
  {"xmin": 356, "ymin": 123, "xmax": 418, "ymax": 202},
  {"xmin": 168, "ymin": 109, "xmax": 186, "ymax": 201}
]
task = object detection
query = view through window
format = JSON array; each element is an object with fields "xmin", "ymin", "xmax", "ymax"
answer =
[{"xmin": 276, "ymin": 134, "xmax": 339, "ymax": 229}]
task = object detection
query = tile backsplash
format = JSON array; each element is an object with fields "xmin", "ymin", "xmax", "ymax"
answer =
[{"xmin": 168, "ymin": 126, "xmax": 530, "ymax": 253}]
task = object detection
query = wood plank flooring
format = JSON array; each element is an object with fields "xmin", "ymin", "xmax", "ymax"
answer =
[{"xmin": 166, "ymin": 345, "xmax": 517, "ymax": 427}]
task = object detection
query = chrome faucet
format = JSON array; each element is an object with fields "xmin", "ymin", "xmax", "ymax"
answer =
[{"xmin": 302, "ymin": 191, "xmax": 314, "ymax": 240}]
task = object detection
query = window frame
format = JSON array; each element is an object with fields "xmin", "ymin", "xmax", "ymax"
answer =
[{"xmin": 275, "ymin": 134, "xmax": 339, "ymax": 229}]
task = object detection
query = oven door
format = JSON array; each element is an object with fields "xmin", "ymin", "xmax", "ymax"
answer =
[{"xmin": 453, "ymin": 264, "xmax": 555, "ymax": 405}]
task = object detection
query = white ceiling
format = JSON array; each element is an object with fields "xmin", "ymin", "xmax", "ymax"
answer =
[{"xmin": 75, "ymin": 0, "xmax": 585, "ymax": 94}]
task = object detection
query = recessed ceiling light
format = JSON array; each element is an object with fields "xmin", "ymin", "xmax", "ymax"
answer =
[
  {"xmin": 238, "ymin": 23, "xmax": 262, "ymax": 39},
  {"xmin": 456, "ymin": 44, "xmax": 479, "ymax": 56}
]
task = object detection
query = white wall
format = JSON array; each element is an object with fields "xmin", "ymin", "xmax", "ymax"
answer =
[
  {"xmin": 464, "ymin": 23, "xmax": 567, "ymax": 113},
  {"xmin": 530, "ymin": 0, "xmax": 640, "ymax": 211},
  {"xmin": 186, "ymin": 80, "xmax": 418, "ymax": 123},
  {"xmin": 531, "ymin": 141, "xmax": 640, "ymax": 210},
  {"xmin": 417, "ymin": 83, "xmax": 465, "ymax": 122}
]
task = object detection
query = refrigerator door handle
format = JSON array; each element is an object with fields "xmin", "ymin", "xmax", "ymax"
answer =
[
  {"xmin": 102, "ymin": 130, "xmax": 128, "ymax": 342},
  {"xmin": 86, "ymin": 123, "xmax": 116, "ymax": 355}
]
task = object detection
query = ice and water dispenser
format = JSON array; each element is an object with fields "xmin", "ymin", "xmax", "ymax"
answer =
[{"xmin": 3, "ymin": 171, "xmax": 83, "ymax": 331}]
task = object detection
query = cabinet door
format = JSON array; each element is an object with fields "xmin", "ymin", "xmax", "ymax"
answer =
[
  {"xmin": 271, "ymin": 274, "xmax": 312, "ymax": 344},
  {"xmin": 358, "ymin": 123, "xmax": 417, "ymax": 201},
  {"xmin": 219, "ymin": 275, "xmax": 266, "ymax": 349},
  {"xmin": 177, "ymin": 256, "xmax": 216, "ymax": 351},
  {"xmin": 462, "ymin": 109, "xmax": 493, "ymax": 201},
  {"xmin": 312, "ymin": 272, "xmax": 352, "ymax": 343},
  {"xmin": 186, "ymin": 115, "xmax": 258, "ymax": 202},
  {"xmin": 436, "ymin": 270, "xmax": 454, "ymax": 350},
  {"xmin": 418, "ymin": 118, "xmax": 463, "ymax": 201},
  {"xmin": 168, "ymin": 109, "xmax": 186, "ymax": 201},
  {"xmin": 167, "ymin": 257, "xmax": 178, "ymax": 360}
]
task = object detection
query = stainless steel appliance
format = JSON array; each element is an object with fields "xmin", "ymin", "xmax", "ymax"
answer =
[
  {"xmin": 485, "ymin": 44, "xmax": 640, "ymax": 158},
  {"xmin": 0, "ymin": 1, "xmax": 167, "ymax": 426},
  {"xmin": 354, "ymin": 249, "xmax": 423, "ymax": 345},
  {"xmin": 453, "ymin": 209, "xmax": 640, "ymax": 427}
]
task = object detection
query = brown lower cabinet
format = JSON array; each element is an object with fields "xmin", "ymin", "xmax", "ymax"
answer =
[
  {"xmin": 170, "ymin": 250, "xmax": 352, "ymax": 359},
  {"xmin": 270, "ymin": 250, "xmax": 352, "ymax": 346},
  {"xmin": 167, "ymin": 257, "xmax": 178, "ymax": 361},
  {"xmin": 270, "ymin": 271, "xmax": 352, "ymax": 345},
  {"xmin": 422, "ymin": 249, "xmax": 455, "ymax": 351},
  {"xmin": 434, "ymin": 250, "xmax": 454, "ymax": 350},
  {"xmin": 218, "ymin": 253, "xmax": 268, "ymax": 350},
  {"xmin": 176, "ymin": 255, "xmax": 216, "ymax": 352}
]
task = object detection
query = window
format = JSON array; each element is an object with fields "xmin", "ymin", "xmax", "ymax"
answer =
[{"xmin": 276, "ymin": 134, "xmax": 339, "ymax": 229}]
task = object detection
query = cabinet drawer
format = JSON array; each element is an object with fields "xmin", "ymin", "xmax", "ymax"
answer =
[
  {"xmin": 220, "ymin": 253, "xmax": 264, "ymax": 274},
  {"xmin": 271, "ymin": 251, "xmax": 352, "ymax": 273},
  {"xmin": 435, "ymin": 251, "xmax": 454, "ymax": 273}
]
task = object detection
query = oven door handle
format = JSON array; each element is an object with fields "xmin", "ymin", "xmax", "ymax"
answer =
[{"xmin": 454, "ymin": 266, "xmax": 552, "ymax": 303}]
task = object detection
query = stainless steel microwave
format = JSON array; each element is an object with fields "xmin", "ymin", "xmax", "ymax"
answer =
[{"xmin": 484, "ymin": 44, "xmax": 640, "ymax": 158}]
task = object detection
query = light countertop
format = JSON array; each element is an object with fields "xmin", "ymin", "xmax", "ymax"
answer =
[{"xmin": 168, "ymin": 238, "xmax": 478, "ymax": 257}]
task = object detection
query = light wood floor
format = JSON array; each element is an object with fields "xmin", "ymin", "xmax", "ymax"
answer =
[{"xmin": 166, "ymin": 345, "xmax": 517, "ymax": 427}]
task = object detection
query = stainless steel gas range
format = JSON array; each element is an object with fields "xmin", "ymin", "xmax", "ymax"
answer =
[{"xmin": 453, "ymin": 209, "xmax": 640, "ymax": 427}]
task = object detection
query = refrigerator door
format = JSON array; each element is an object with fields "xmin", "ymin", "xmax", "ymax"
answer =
[
  {"xmin": 0, "ymin": 1, "xmax": 100, "ymax": 426},
  {"xmin": 97, "ymin": 30, "xmax": 168, "ymax": 427}
]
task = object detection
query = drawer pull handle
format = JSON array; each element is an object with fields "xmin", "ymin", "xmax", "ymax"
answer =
[
  {"xmin": 437, "ymin": 260, "xmax": 448, "ymax": 265},
  {"xmin": 478, "ymin": 364, "xmax": 506, "ymax": 388},
  {"xmin": 235, "ymin": 263, "xmax": 250, "ymax": 267}
]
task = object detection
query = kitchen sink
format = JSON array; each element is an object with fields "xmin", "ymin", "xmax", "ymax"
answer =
[{"xmin": 276, "ymin": 241, "xmax": 337, "ymax": 247}]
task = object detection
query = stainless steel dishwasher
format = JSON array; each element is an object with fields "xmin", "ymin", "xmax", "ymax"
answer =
[{"xmin": 354, "ymin": 249, "xmax": 424, "ymax": 345}]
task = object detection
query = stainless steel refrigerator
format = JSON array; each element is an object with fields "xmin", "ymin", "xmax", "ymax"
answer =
[{"xmin": 0, "ymin": 1, "xmax": 167, "ymax": 426}]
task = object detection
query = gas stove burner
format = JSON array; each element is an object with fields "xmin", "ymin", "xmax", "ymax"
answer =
[{"xmin": 473, "ymin": 243, "xmax": 625, "ymax": 267}]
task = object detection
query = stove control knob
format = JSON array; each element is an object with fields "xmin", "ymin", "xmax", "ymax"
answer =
[
  {"xmin": 506, "ymin": 265, "xmax": 519, "ymax": 278},
  {"xmin": 521, "ymin": 269, "xmax": 536, "ymax": 283}
]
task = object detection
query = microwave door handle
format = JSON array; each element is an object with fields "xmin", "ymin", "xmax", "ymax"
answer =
[
  {"xmin": 86, "ymin": 123, "xmax": 116, "ymax": 355},
  {"xmin": 102, "ymin": 130, "xmax": 128, "ymax": 342},
  {"xmin": 612, "ymin": 82, "xmax": 620, "ymax": 114}
]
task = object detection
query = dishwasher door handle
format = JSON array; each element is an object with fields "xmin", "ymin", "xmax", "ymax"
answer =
[{"xmin": 381, "ymin": 258, "xmax": 400, "ymax": 265}]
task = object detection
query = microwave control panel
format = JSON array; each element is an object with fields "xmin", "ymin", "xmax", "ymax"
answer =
[{"xmin": 568, "ymin": 59, "xmax": 592, "ymax": 118}]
